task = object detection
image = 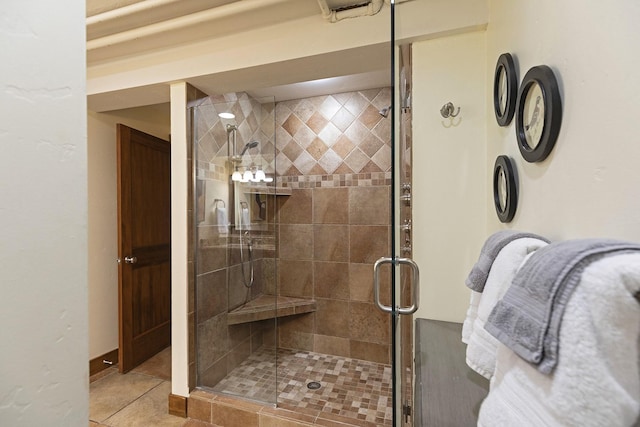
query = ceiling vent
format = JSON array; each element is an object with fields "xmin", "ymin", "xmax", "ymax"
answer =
[{"xmin": 317, "ymin": 0, "xmax": 385, "ymax": 23}]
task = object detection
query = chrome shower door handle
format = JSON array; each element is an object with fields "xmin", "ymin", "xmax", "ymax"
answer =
[
  {"xmin": 374, "ymin": 257, "xmax": 394, "ymax": 313},
  {"xmin": 396, "ymin": 257, "xmax": 419, "ymax": 315},
  {"xmin": 373, "ymin": 256, "xmax": 420, "ymax": 315}
]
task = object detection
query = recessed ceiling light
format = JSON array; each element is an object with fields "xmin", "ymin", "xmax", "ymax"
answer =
[{"xmin": 218, "ymin": 112, "xmax": 235, "ymax": 119}]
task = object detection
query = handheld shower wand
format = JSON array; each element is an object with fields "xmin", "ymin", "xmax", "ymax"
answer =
[{"xmin": 240, "ymin": 141, "xmax": 259, "ymax": 156}]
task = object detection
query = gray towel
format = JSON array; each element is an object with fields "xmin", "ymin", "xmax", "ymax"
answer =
[
  {"xmin": 485, "ymin": 238, "xmax": 640, "ymax": 374},
  {"xmin": 466, "ymin": 230, "xmax": 550, "ymax": 292}
]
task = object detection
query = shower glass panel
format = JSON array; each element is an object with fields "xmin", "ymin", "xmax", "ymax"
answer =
[{"xmin": 192, "ymin": 93, "xmax": 278, "ymax": 406}]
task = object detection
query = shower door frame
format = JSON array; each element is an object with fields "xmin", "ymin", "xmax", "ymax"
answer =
[{"xmin": 389, "ymin": 3, "xmax": 418, "ymax": 426}]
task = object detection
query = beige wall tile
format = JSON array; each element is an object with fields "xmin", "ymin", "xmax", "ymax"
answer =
[
  {"xmin": 278, "ymin": 189, "xmax": 312, "ymax": 224},
  {"xmin": 278, "ymin": 260, "xmax": 313, "ymax": 298},
  {"xmin": 350, "ymin": 340, "xmax": 390, "ymax": 364},
  {"xmin": 314, "ymin": 261, "xmax": 349, "ymax": 300},
  {"xmin": 312, "ymin": 187, "xmax": 348, "ymax": 224},
  {"xmin": 314, "ymin": 334, "xmax": 350, "ymax": 358},
  {"xmin": 315, "ymin": 299, "xmax": 350, "ymax": 338},
  {"xmin": 349, "ymin": 301, "xmax": 390, "ymax": 345},
  {"xmin": 349, "ymin": 186, "xmax": 390, "ymax": 225},
  {"xmin": 349, "ymin": 226, "xmax": 389, "ymax": 263},
  {"xmin": 197, "ymin": 269, "xmax": 228, "ymax": 322},
  {"xmin": 279, "ymin": 224, "xmax": 313, "ymax": 260},
  {"xmin": 313, "ymin": 225, "xmax": 349, "ymax": 262}
]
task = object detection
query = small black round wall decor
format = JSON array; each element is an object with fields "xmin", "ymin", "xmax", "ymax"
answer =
[
  {"xmin": 515, "ymin": 65, "xmax": 562, "ymax": 162},
  {"xmin": 493, "ymin": 155, "xmax": 517, "ymax": 223},
  {"xmin": 493, "ymin": 53, "xmax": 518, "ymax": 126}
]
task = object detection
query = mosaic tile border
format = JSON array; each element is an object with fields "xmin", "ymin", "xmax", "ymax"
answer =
[{"xmin": 277, "ymin": 172, "xmax": 391, "ymax": 189}]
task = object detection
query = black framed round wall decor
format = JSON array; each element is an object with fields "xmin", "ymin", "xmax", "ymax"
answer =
[
  {"xmin": 515, "ymin": 65, "xmax": 563, "ymax": 162},
  {"xmin": 493, "ymin": 155, "xmax": 517, "ymax": 223},
  {"xmin": 493, "ymin": 53, "xmax": 518, "ymax": 126}
]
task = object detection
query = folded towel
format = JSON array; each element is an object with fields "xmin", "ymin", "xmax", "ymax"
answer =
[
  {"xmin": 463, "ymin": 238, "xmax": 548, "ymax": 378},
  {"xmin": 215, "ymin": 207, "xmax": 228, "ymax": 234},
  {"xmin": 485, "ymin": 239, "xmax": 640, "ymax": 374},
  {"xmin": 478, "ymin": 252, "xmax": 640, "ymax": 427},
  {"xmin": 240, "ymin": 207, "xmax": 250, "ymax": 230},
  {"xmin": 461, "ymin": 291, "xmax": 481, "ymax": 344},
  {"xmin": 465, "ymin": 230, "xmax": 550, "ymax": 292}
]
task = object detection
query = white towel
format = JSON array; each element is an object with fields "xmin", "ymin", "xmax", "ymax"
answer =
[
  {"xmin": 461, "ymin": 290, "xmax": 481, "ymax": 344},
  {"xmin": 215, "ymin": 207, "xmax": 228, "ymax": 234},
  {"xmin": 478, "ymin": 252, "xmax": 640, "ymax": 427},
  {"xmin": 240, "ymin": 207, "xmax": 250, "ymax": 230},
  {"xmin": 463, "ymin": 237, "xmax": 548, "ymax": 379}
]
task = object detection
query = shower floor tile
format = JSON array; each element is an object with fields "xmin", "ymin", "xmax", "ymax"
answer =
[{"xmin": 211, "ymin": 348, "xmax": 392, "ymax": 426}]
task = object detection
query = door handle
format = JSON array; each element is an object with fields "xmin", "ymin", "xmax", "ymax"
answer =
[
  {"xmin": 374, "ymin": 257, "xmax": 394, "ymax": 313},
  {"xmin": 124, "ymin": 256, "xmax": 137, "ymax": 264},
  {"xmin": 373, "ymin": 257, "xmax": 420, "ymax": 315},
  {"xmin": 396, "ymin": 257, "xmax": 419, "ymax": 315}
]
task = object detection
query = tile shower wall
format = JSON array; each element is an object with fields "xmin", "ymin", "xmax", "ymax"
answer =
[
  {"xmin": 274, "ymin": 88, "xmax": 393, "ymax": 364},
  {"xmin": 194, "ymin": 92, "xmax": 277, "ymax": 391}
]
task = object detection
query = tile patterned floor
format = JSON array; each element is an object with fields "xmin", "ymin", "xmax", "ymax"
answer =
[
  {"xmin": 211, "ymin": 348, "xmax": 393, "ymax": 426},
  {"xmin": 90, "ymin": 346, "xmax": 393, "ymax": 426}
]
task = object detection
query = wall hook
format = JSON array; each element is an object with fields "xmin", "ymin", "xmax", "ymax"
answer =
[{"xmin": 440, "ymin": 102, "xmax": 460, "ymax": 118}]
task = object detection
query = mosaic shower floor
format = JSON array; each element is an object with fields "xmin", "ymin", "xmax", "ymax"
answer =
[{"xmin": 211, "ymin": 347, "xmax": 393, "ymax": 426}]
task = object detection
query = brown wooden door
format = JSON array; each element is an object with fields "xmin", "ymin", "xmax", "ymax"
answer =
[{"xmin": 117, "ymin": 124, "xmax": 171, "ymax": 373}]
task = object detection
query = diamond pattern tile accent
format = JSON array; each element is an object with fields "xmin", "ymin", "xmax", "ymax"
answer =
[
  {"xmin": 331, "ymin": 107, "xmax": 356, "ymax": 132},
  {"xmin": 372, "ymin": 146, "xmax": 392, "ymax": 171},
  {"xmin": 306, "ymin": 111, "xmax": 328, "ymax": 134},
  {"xmin": 272, "ymin": 89, "xmax": 392, "ymax": 186},
  {"xmin": 293, "ymin": 150, "xmax": 316, "ymax": 175},
  {"xmin": 344, "ymin": 148, "xmax": 369, "ymax": 173},
  {"xmin": 319, "ymin": 96, "xmax": 341, "ymax": 120},
  {"xmin": 293, "ymin": 99, "xmax": 316, "ymax": 123},
  {"xmin": 282, "ymin": 140, "xmax": 304, "ymax": 162},
  {"xmin": 344, "ymin": 92, "xmax": 369, "ymax": 117},
  {"xmin": 317, "ymin": 122, "xmax": 342, "ymax": 147},
  {"xmin": 282, "ymin": 114, "xmax": 304, "ymax": 137},
  {"xmin": 307, "ymin": 137, "xmax": 329, "ymax": 160},
  {"xmin": 359, "ymin": 133, "xmax": 384, "ymax": 158},
  {"xmin": 293, "ymin": 125, "xmax": 316, "ymax": 149},
  {"xmin": 318, "ymin": 148, "xmax": 343, "ymax": 174}
]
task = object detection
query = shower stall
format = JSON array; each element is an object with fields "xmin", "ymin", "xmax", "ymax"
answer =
[{"xmin": 190, "ymin": 7, "xmax": 416, "ymax": 427}]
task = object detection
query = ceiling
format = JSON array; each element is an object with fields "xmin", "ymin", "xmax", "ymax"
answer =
[{"xmin": 86, "ymin": 0, "xmax": 393, "ymax": 109}]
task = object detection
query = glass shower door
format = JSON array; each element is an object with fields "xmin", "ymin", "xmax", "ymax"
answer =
[
  {"xmin": 373, "ymin": 2, "xmax": 419, "ymax": 426},
  {"xmin": 192, "ymin": 94, "xmax": 279, "ymax": 407}
]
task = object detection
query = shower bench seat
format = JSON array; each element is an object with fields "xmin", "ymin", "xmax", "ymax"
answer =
[{"xmin": 227, "ymin": 294, "xmax": 316, "ymax": 325}]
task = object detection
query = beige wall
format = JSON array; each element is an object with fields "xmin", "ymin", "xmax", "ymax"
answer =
[
  {"xmin": 486, "ymin": 0, "xmax": 640, "ymax": 242},
  {"xmin": 412, "ymin": 31, "xmax": 488, "ymax": 322},
  {"xmin": 413, "ymin": 0, "xmax": 640, "ymax": 323},
  {"xmin": 0, "ymin": 0, "xmax": 88, "ymax": 424},
  {"xmin": 87, "ymin": 105, "xmax": 170, "ymax": 359}
]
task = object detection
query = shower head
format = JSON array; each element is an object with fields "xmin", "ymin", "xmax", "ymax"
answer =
[
  {"xmin": 379, "ymin": 106, "xmax": 392, "ymax": 118},
  {"xmin": 240, "ymin": 141, "xmax": 259, "ymax": 156}
]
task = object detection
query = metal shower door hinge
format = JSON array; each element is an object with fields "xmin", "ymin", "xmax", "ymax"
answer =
[{"xmin": 403, "ymin": 402, "xmax": 412, "ymax": 423}]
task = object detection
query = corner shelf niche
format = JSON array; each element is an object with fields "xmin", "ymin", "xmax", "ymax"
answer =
[{"xmin": 227, "ymin": 295, "xmax": 316, "ymax": 325}]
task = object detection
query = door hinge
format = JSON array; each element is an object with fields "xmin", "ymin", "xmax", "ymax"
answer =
[{"xmin": 403, "ymin": 402, "xmax": 412, "ymax": 423}]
